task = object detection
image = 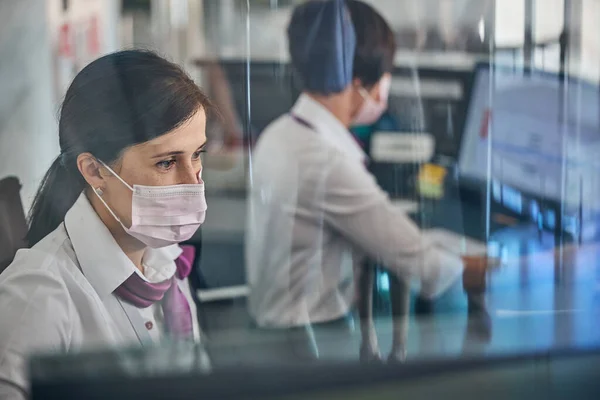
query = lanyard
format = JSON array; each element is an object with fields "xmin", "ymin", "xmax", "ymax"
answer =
[{"xmin": 290, "ymin": 113, "xmax": 316, "ymax": 131}]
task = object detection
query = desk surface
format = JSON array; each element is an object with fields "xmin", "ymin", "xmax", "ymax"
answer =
[{"xmin": 193, "ymin": 232, "xmax": 600, "ymax": 368}]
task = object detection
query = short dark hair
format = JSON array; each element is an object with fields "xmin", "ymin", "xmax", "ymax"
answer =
[
  {"xmin": 27, "ymin": 50, "xmax": 212, "ymax": 246},
  {"xmin": 346, "ymin": 0, "xmax": 396, "ymax": 87}
]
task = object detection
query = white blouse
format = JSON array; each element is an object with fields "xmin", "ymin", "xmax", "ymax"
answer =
[
  {"xmin": 246, "ymin": 94, "xmax": 464, "ymax": 328},
  {"xmin": 0, "ymin": 194, "xmax": 200, "ymax": 399}
]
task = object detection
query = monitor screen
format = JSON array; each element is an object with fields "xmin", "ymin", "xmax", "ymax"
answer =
[{"xmin": 458, "ymin": 65, "xmax": 600, "ymax": 210}]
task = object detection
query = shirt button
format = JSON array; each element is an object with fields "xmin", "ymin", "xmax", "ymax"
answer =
[{"xmin": 145, "ymin": 321, "xmax": 153, "ymax": 330}]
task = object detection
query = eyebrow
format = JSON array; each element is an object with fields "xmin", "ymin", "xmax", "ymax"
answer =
[{"xmin": 151, "ymin": 141, "xmax": 207, "ymax": 159}]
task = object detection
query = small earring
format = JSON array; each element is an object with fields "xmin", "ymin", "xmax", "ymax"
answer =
[{"xmin": 95, "ymin": 187, "xmax": 104, "ymax": 196}]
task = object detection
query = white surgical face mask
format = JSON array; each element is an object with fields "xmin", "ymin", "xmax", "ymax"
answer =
[
  {"xmin": 93, "ymin": 161, "xmax": 207, "ymax": 248},
  {"xmin": 352, "ymin": 75, "xmax": 392, "ymax": 126}
]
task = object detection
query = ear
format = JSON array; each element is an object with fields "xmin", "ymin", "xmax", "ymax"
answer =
[
  {"xmin": 371, "ymin": 73, "xmax": 393, "ymax": 103},
  {"xmin": 370, "ymin": 80, "xmax": 383, "ymax": 103},
  {"xmin": 76, "ymin": 152, "xmax": 107, "ymax": 192},
  {"xmin": 351, "ymin": 77, "xmax": 363, "ymax": 89},
  {"xmin": 351, "ymin": 77, "xmax": 370, "ymax": 105}
]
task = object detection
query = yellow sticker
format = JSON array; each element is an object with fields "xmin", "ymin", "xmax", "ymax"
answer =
[{"xmin": 417, "ymin": 164, "xmax": 448, "ymax": 199}]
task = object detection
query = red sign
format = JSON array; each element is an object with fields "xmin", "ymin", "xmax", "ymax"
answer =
[
  {"xmin": 87, "ymin": 16, "xmax": 100, "ymax": 55},
  {"xmin": 58, "ymin": 23, "xmax": 72, "ymax": 57}
]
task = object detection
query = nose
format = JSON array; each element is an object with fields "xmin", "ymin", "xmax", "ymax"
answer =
[{"xmin": 180, "ymin": 163, "xmax": 200, "ymax": 184}]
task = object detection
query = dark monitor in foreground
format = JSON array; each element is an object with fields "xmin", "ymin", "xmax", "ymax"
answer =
[{"xmin": 31, "ymin": 345, "xmax": 600, "ymax": 399}]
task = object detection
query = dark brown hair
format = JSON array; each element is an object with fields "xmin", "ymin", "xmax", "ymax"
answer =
[{"xmin": 346, "ymin": 0, "xmax": 396, "ymax": 87}]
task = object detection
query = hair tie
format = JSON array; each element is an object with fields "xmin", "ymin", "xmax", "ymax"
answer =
[{"xmin": 58, "ymin": 152, "xmax": 69, "ymax": 167}]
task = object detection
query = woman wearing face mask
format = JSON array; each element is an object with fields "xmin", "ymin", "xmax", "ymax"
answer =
[
  {"xmin": 246, "ymin": 0, "xmax": 492, "ymax": 362},
  {"xmin": 0, "ymin": 50, "xmax": 210, "ymax": 399}
]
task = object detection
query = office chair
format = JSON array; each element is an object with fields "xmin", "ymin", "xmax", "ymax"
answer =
[{"xmin": 0, "ymin": 176, "xmax": 28, "ymax": 274}]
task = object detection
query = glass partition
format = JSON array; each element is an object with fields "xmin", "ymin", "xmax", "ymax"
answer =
[{"xmin": 1, "ymin": 0, "xmax": 600, "ymax": 397}]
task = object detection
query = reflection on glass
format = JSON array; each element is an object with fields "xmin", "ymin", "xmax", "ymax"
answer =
[{"xmin": 0, "ymin": 0, "xmax": 599, "ymax": 398}]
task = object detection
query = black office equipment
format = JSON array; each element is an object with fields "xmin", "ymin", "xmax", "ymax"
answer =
[
  {"xmin": 388, "ymin": 59, "xmax": 475, "ymax": 160},
  {"xmin": 31, "ymin": 346, "xmax": 600, "ymax": 399},
  {"xmin": 0, "ymin": 176, "xmax": 28, "ymax": 274},
  {"xmin": 193, "ymin": 55, "xmax": 477, "ymax": 158},
  {"xmin": 193, "ymin": 59, "xmax": 300, "ymax": 138}
]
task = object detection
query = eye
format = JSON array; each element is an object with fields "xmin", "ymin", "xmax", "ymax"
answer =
[
  {"xmin": 156, "ymin": 159, "xmax": 176, "ymax": 170},
  {"xmin": 192, "ymin": 149, "xmax": 206, "ymax": 161}
]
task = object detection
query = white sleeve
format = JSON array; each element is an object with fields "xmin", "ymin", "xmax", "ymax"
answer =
[
  {"xmin": 0, "ymin": 257, "xmax": 71, "ymax": 397},
  {"xmin": 0, "ymin": 381, "xmax": 26, "ymax": 400},
  {"xmin": 322, "ymin": 156, "xmax": 464, "ymax": 298}
]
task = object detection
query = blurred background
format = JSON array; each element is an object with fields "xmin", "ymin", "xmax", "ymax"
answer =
[
  {"xmin": 2, "ymin": 0, "xmax": 598, "ymax": 207},
  {"xmin": 2, "ymin": 1, "xmax": 600, "ymax": 396}
]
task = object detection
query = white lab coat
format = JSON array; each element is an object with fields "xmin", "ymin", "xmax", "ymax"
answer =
[
  {"xmin": 0, "ymin": 194, "xmax": 199, "ymax": 399},
  {"xmin": 246, "ymin": 94, "xmax": 464, "ymax": 328}
]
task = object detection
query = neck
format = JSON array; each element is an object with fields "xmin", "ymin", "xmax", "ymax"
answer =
[
  {"xmin": 306, "ymin": 89, "xmax": 355, "ymax": 128},
  {"xmin": 86, "ymin": 190, "xmax": 146, "ymax": 274}
]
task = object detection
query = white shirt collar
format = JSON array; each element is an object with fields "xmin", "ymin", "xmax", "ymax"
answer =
[
  {"xmin": 64, "ymin": 194, "xmax": 182, "ymax": 298},
  {"xmin": 291, "ymin": 94, "xmax": 366, "ymax": 163}
]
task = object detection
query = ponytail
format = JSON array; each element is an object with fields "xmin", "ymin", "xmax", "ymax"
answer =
[{"xmin": 27, "ymin": 156, "xmax": 86, "ymax": 246}]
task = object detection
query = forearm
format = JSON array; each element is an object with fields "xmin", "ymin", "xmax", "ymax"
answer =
[{"xmin": 324, "ymin": 159, "xmax": 464, "ymax": 301}]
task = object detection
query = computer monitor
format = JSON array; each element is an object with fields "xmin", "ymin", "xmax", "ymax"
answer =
[{"xmin": 458, "ymin": 64, "xmax": 600, "ymax": 212}]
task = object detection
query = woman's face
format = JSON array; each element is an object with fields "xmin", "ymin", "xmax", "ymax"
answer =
[{"xmin": 97, "ymin": 108, "xmax": 207, "ymax": 228}]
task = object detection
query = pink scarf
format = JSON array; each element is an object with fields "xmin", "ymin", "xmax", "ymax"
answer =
[{"xmin": 113, "ymin": 245, "xmax": 195, "ymax": 339}]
